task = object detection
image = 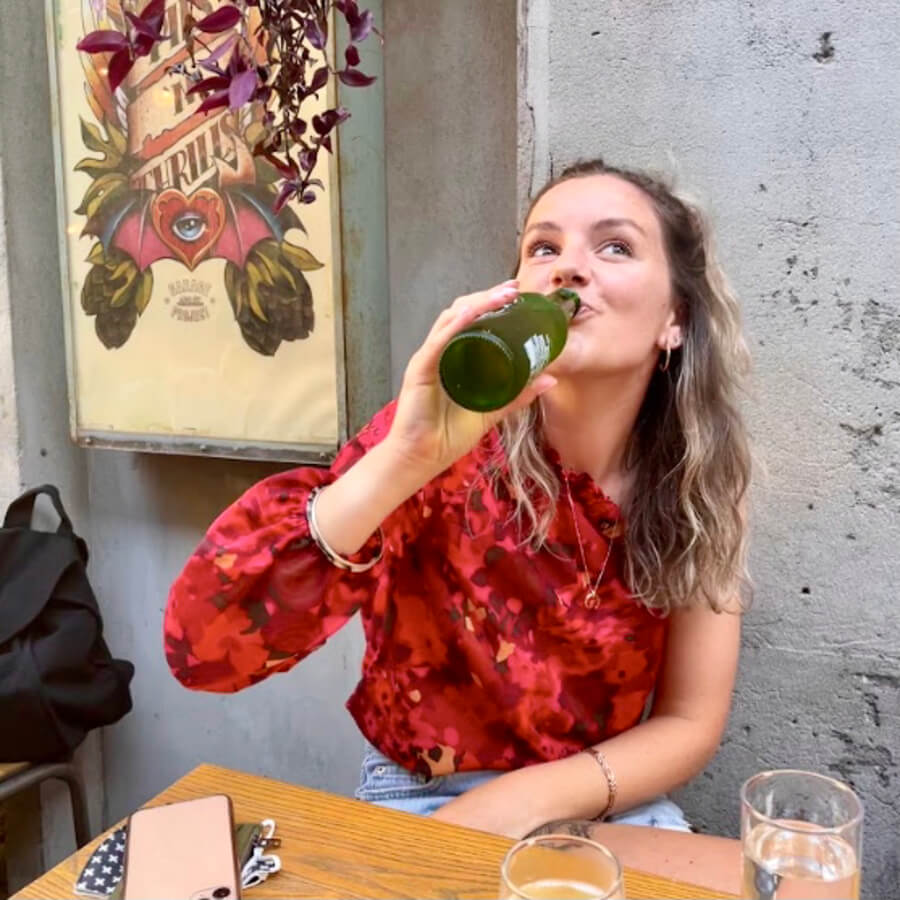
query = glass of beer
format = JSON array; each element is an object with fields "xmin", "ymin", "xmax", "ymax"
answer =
[
  {"xmin": 740, "ymin": 769, "xmax": 863, "ymax": 899},
  {"xmin": 500, "ymin": 833, "xmax": 625, "ymax": 900}
]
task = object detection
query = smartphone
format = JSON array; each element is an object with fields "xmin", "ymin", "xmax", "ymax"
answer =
[{"xmin": 121, "ymin": 794, "xmax": 241, "ymax": 900}]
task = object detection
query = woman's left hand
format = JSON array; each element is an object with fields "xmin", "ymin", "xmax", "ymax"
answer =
[{"xmin": 430, "ymin": 769, "xmax": 542, "ymax": 838}]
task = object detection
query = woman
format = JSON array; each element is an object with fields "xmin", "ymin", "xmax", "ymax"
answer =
[{"xmin": 165, "ymin": 158, "xmax": 751, "ymax": 838}]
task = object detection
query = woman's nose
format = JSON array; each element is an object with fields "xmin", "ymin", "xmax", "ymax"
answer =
[{"xmin": 551, "ymin": 261, "xmax": 589, "ymax": 288}]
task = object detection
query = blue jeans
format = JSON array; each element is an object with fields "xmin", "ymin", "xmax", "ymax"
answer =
[{"xmin": 355, "ymin": 743, "xmax": 692, "ymax": 832}]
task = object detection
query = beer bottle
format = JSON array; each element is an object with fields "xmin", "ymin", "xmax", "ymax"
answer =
[{"xmin": 438, "ymin": 288, "xmax": 580, "ymax": 412}]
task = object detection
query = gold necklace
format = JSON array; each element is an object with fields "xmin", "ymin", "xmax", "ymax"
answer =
[{"xmin": 563, "ymin": 477, "xmax": 619, "ymax": 609}]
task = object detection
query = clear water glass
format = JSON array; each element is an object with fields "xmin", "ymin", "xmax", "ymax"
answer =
[{"xmin": 740, "ymin": 769, "xmax": 863, "ymax": 899}]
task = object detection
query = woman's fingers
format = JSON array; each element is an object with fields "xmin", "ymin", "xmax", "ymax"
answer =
[{"xmin": 448, "ymin": 278, "xmax": 520, "ymax": 316}]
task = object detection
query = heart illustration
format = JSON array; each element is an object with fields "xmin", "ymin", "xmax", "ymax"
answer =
[{"xmin": 151, "ymin": 188, "xmax": 226, "ymax": 270}]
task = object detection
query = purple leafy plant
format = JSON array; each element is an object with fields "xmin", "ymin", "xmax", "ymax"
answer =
[{"xmin": 77, "ymin": 0, "xmax": 380, "ymax": 210}]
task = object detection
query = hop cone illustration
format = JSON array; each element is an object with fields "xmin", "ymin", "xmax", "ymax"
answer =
[
  {"xmin": 224, "ymin": 238, "xmax": 320, "ymax": 356},
  {"xmin": 81, "ymin": 245, "xmax": 153, "ymax": 348},
  {"xmin": 75, "ymin": 119, "xmax": 151, "ymax": 349}
]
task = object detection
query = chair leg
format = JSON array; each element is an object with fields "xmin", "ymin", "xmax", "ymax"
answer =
[
  {"xmin": 0, "ymin": 761, "xmax": 94, "ymax": 848},
  {"xmin": 55, "ymin": 765, "xmax": 92, "ymax": 848}
]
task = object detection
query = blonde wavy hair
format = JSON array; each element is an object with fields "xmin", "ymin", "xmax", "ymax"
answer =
[{"xmin": 492, "ymin": 159, "xmax": 751, "ymax": 614}]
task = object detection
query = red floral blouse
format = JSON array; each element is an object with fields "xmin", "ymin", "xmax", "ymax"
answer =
[{"xmin": 164, "ymin": 402, "xmax": 668, "ymax": 777}]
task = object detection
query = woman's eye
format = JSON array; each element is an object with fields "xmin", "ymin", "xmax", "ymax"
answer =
[
  {"xmin": 599, "ymin": 240, "xmax": 632, "ymax": 257},
  {"xmin": 527, "ymin": 240, "xmax": 558, "ymax": 258}
]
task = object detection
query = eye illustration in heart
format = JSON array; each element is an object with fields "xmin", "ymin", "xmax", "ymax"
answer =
[{"xmin": 150, "ymin": 189, "xmax": 226, "ymax": 270}]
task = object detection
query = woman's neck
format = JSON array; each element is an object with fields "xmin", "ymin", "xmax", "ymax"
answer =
[{"xmin": 540, "ymin": 373, "xmax": 651, "ymax": 500}]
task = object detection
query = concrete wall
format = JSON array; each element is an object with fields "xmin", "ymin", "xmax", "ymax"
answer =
[
  {"xmin": 0, "ymin": 175, "xmax": 21, "ymax": 508},
  {"xmin": 521, "ymin": 0, "xmax": 899, "ymax": 893},
  {"xmin": 385, "ymin": 0, "xmax": 520, "ymax": 386},
  {"xmin": 0, "ymin": 0, "xmax": 517, "ymax": 884},
  {"xmin": 0, "ymin": 3, "xmax": 105, "ymax": 885}
]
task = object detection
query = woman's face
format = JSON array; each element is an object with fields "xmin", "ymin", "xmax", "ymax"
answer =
[{"xmin": 517, "ymin": 174, "xmax": 683, "ymax": 379}]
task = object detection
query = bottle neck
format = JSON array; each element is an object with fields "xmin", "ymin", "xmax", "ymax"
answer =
[{"xmin": 548, "ymin": 288, "xmax": 581, "ymax": 320}]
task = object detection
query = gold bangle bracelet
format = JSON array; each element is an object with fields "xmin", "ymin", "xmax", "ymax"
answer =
[{"xmin": 584, "ymin": 747, "xmax": 618, "ymax": 820}]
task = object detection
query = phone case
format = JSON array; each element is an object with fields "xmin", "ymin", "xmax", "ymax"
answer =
[
  {"xmin": 74, "ymin": 826, "xmax": 128, "ymax": 897},
  {"xmin": 121, "ymin": 794, "xmax": 241, "ymax": 900},
  {"xmin": 74, "ymin": 823, "xmax": 267, "ymax": 899}
]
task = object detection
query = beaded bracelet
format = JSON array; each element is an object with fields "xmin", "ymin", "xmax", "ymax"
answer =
[
  {"xmin": 584, "ymin": 747, "xmax": 618, "ymax": 820},
  {"xmin": 306, "ymin": 486, "xmax": 384, "ymax": 573}
]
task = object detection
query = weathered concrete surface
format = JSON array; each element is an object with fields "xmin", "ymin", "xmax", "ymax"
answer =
[
  {"xmin": 0, "ymin": 1, "xmax": 102, "ymax": 883},
  {"xmin": 384, "ymin": 0, "xmax": 519, "ymax": 384},
  {"xmin": 0, "ymin": 173, "xmax": 21, "ymax": 509},
  {"xmin": 522, "ymin": 0, "xmax": 899, "ymax": 893}
]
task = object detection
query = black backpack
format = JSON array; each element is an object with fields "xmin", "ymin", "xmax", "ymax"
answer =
[{"xmin": 0, "ymin": 485, "xmax": 134, "ymax": 762}]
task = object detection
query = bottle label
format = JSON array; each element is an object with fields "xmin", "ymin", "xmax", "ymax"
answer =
[{"xmin": 523, "ymin": 333, "xmax": 552, "ymax": 377}]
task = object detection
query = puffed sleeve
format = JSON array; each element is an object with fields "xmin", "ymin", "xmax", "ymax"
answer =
[{"xmin": 164, "ymin": 402, "xmax": 408, "ymax": 692}]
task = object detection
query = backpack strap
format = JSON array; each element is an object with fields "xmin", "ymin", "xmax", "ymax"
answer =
[{"xmin": 3, "ymin": 485, "xmax": 74, "ymax": 534}]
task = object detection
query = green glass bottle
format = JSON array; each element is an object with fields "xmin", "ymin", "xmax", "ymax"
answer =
[{"xmin": 438, "ymin": 287, "xmax": 580, "ymax": 412}]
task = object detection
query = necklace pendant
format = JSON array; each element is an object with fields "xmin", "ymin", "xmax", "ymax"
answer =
[{"xmin": 564, "ymin": 478, "xmax": 617, "ymax": 613}]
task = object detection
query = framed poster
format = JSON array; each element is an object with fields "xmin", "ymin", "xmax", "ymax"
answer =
[{"xmin": 45, "ymin": 0, "xmax": 388, "ymax": 462}]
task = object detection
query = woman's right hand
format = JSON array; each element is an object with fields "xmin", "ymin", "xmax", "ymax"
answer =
[
  {"xmin": 312, "ymin": 281, "xmax": 559, "ymax": 557},
  {"xmin": 383, "ymin": 279, "xmax": 558, "ymax": 481}
]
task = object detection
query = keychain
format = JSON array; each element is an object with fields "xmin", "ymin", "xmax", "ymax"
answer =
[{"xmin": 240, "ymin": 818, "xmax": 282, "ymax": 889}]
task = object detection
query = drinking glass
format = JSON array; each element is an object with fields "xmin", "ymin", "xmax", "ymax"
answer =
[
  {"xmin": 740, "ymin": 769, "xmax": 863, "ymax": 899},
  {"xmin": 500, "ymin": 833, "xmax": 625, "ymax": 900}
]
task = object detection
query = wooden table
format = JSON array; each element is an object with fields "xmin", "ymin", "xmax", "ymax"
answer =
[{"xmin": 13, "ymin": 764, "xmax": 738, "ymax": 899}]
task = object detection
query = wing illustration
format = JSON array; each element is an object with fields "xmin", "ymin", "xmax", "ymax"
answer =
[{"xmin": 101, "ymin": 183, "xmax": 301, "ymax": 271}]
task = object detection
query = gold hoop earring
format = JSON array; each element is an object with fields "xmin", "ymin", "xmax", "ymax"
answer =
[{"xmin": 658, "ymin": 346, "xmax": 671, "ymax": 372}]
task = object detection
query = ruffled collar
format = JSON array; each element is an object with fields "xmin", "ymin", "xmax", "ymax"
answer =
[
  {"xmin": 476, "ymin": 428, "xmax": 622, "ymax": 526},
  {"xmin": 542, "ymin": 443, "xmax": 622, "ymax": 526}
]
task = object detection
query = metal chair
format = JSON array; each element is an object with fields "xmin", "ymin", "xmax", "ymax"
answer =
[{"xmin": 0, "ymin": 759, "xmax": 91, "ymax": 848}]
